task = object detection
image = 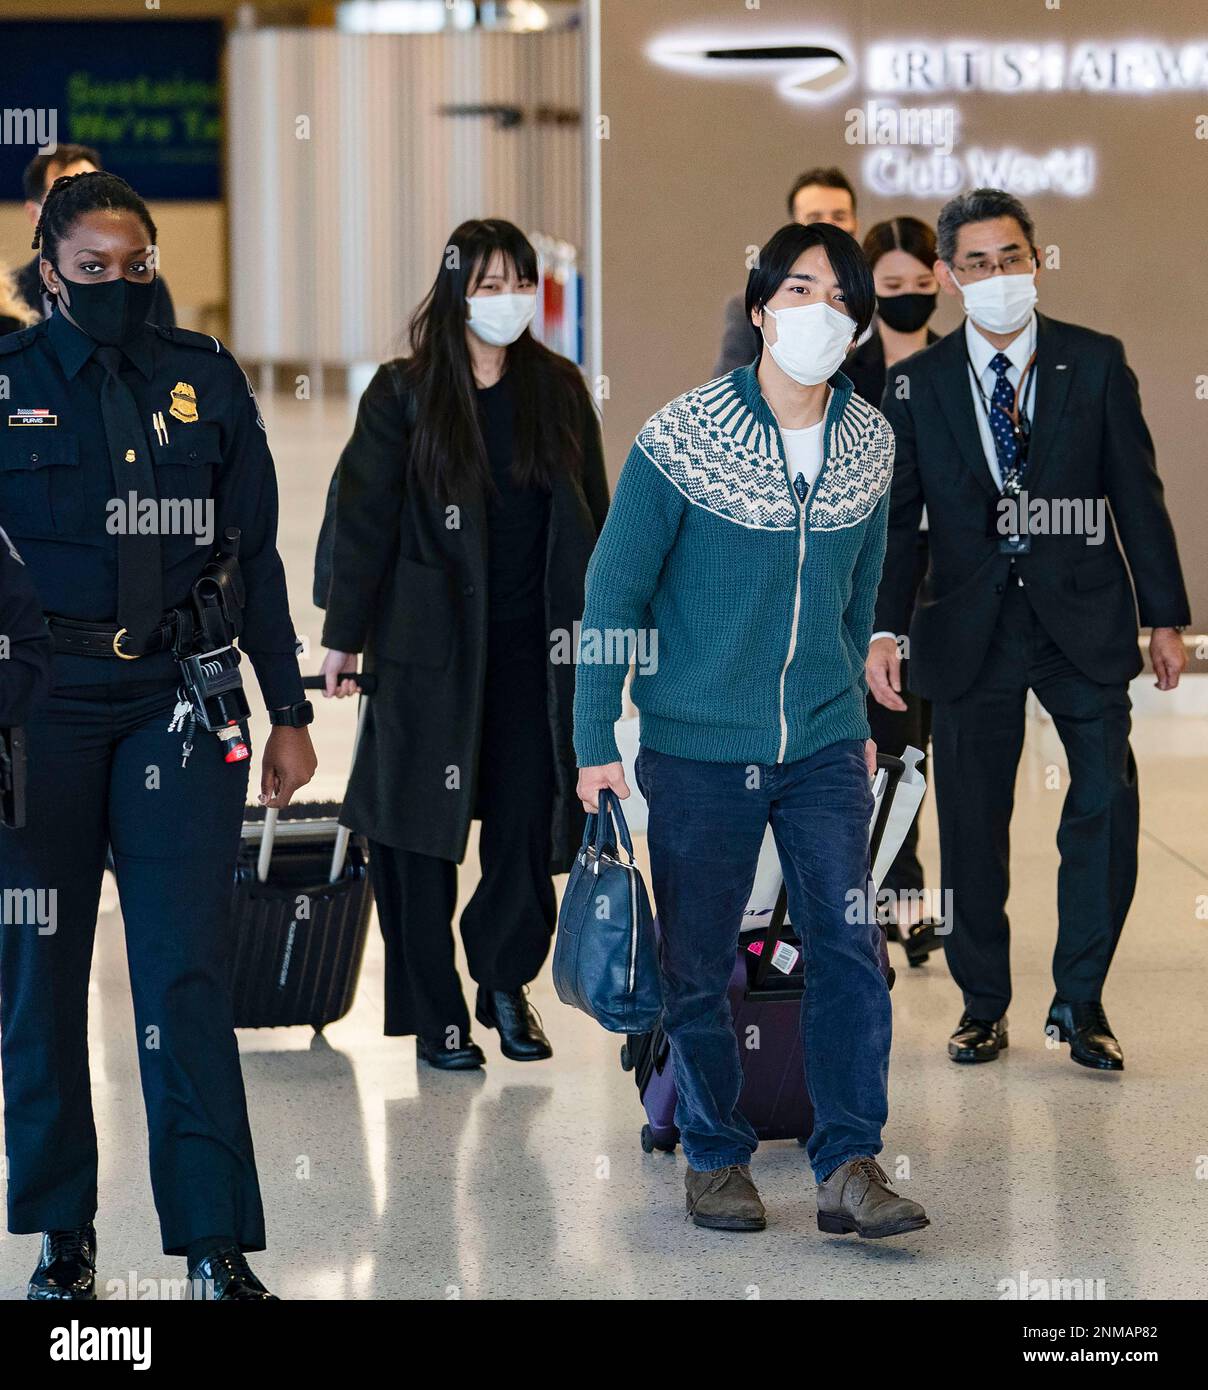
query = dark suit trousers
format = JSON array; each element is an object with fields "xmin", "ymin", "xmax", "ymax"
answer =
[
  {"xmin": 931, "ymin": 582, "xmax": 1138, "ymax": 1019},
  {"xmin": 369, "ymin": 613, "xmax": 557, "ymax": 1042}
]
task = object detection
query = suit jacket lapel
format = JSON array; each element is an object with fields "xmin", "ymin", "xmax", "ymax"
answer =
[
  {"xmin": 931, "ymin": 326, "xmax": 998, "ymax": 501},
  {"xmin": 1021, "ymin": 313, "xmax": 1075, "ymax": 493}
]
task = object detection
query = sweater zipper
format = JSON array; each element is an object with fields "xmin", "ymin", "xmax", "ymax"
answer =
[
  {"xmin": 775, "ymin": 404, "xmax": 837, "ymax": 764},
  {"xmin": 776, "ymin": 498, "xmax": 807, "ymax": 762}
]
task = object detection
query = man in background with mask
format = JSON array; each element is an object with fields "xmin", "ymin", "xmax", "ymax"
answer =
[{"xmin": 867, "ymin": 188, "xmax": 1190, "ymax": 1073}]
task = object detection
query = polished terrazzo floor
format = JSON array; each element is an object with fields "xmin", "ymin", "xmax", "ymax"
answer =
[{"xmin": 1, "ymin": 393, "xmax": 1205, "ymax": 1301}]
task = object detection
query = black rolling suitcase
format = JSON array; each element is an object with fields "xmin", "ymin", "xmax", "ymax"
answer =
[{"xmin": 229, "ymin": 675, "xmax": 375, "ymax": 1032}]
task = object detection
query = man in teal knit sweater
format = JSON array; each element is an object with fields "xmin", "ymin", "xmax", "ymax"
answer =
[{"xmin": 574, "ymin": 223, "xmax": 929, "ymax": 1239}]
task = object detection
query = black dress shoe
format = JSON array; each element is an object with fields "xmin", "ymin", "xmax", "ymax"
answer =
[
  {"xmin": 948, "ymin": 1011, "xmax": 1008, "ymax": 1063},
  {"xmin": 475, "ymin": 986, "xmax": 553, "ymax": 1061},
  {"xmin": 902, "ymin": 920, "xmax": 944, "ymax": 969},
  {"xmin": 415, "ymin": 1035, "xmax": 486, "ymax": 1070},
  {"xmin": 187, "ymin": 1246, "xmax": 277, "ymax": 1300},
  {"xmin": 1046, "ymin": 998, "xmax": 1124, "ymax": 1071},
  {"xmin": 27, "ymin": 1224, "xmax": 98, "ymax": 1301}
]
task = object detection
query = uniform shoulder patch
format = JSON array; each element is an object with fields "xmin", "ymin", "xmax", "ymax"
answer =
[
  {"xmin": 0, "ymin": 323, "xmax": 44, "ymax": 356},
  {"xmin": 153, "ymin": 324, "xmax": 233, "ymax": 358}
]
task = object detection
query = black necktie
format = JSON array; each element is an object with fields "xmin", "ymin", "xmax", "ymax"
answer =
[{"xmin": 95, "ymin": 344, "xmax": 163, "ymax": 654}]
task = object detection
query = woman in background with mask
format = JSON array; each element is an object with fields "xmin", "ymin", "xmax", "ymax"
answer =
[
  {"xmin": 574, "ymin": 222, "xmax": 929, "ymax": 1240},
  {"xmin": 844, "ymin": 216, "xmax": 940, "ymax": 409},
  {"xmin": 845, "ymin": 217, "xmax": 943, "ymax": 967},
  {"xmin": 319, "ymin": 219, "xmax": 609, "ymax": 1070}
]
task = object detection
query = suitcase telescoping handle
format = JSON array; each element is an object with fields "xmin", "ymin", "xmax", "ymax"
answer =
[
  {"xmin": 750, "ymin": 751, "xmax": 906, "ymax": 990},
  {"xmin": 255, "ymin": 673, "xmax": 377, "ymax": 885}
]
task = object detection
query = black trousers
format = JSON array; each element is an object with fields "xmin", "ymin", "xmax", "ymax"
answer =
[
  {"xmin": 0, "ymin": 679, "xmax": 264, "ymax": 1255},
  {"xmin": 369, "ymin": 614, "xmax": 557, "ymax": 1043},
  {"xmin": 930, "ymin": 582, "xmax": 1138, "ymax": 1020},
  {"xmin": 866, "ymin": 530, "xmax": 932, "ymax": 895}
]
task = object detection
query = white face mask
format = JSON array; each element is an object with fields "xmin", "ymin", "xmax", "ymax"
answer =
[
  {"xmin": 957, "ymin": 269, "xmax": 1038, "ymax": 335},
  {"xmin": 466, "ymin": 291, "xmax": 537, "ymax": 347},
  {"xmin": 761, "ymin": 301, "xmax": 854, "ymax": 386}
]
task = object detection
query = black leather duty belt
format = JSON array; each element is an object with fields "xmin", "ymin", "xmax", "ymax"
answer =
[{"xmin": 47, "ymin": 613, "xmax": 180, "ymax": 661}]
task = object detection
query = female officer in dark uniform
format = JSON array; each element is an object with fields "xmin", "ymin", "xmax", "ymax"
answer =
[{"xmin": 0, "ymin": 172, "xmax": 317, "ymax": 1301}]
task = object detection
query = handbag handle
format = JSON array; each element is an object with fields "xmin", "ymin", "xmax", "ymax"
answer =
[{"xmin": 582, "ymin": 787, "xmax": 636, "ymax": 867}]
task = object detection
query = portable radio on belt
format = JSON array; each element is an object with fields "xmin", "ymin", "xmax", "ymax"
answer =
[{"xmin": 169, "ymin": 527, "xmax": 251, "ymax": 768}]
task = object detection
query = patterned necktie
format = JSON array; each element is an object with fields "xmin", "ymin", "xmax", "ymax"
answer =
[
  {"xmin": 95, "ymin": 344, "xmax": 164, "ymax": 653},
  {"xmin": 988, "ymin": 351, "xmax": 1021, "ymax": 493}
]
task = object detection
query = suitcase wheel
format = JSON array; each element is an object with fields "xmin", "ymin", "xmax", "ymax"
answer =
[
  {"xmin": 797, "ymin": 1136, "xmax": 809, "ymax": 1147},
  {"xmin": 619, "ymin": 1041, "xmax": 633, "ymax": 1072},
  {"xmin": 640, "ymin": 1123, "xmax": 676, "ymax": 1155}
]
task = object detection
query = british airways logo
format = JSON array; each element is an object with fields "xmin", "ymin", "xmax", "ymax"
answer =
[{"xmin": 647, "ymin": 35, "xmax": 854, "ymax": 102}]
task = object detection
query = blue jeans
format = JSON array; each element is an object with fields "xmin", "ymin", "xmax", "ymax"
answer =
[{"xmin": 634, "ymin": 739, "xmax": 890, "ymax": 1183}]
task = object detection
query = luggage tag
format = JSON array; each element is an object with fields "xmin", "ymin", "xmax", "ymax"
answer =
[{"xmin": 746, "ymin": 937, "xmax": 801, "ymax": 975}]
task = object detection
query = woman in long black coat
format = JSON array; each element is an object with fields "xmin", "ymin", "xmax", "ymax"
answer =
[{"xmin": 318, "ymin": 220, "xmax": 609, "ymax": 1069}]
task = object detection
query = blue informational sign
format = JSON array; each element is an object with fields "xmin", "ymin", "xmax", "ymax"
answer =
[{"xmin": 0, "ymin": 20, "xmax": 223, "ymax": 201}]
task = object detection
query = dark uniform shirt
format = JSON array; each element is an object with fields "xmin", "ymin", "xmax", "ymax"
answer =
[
  {"xmin": 0, "ymin": 310, "xmax": 303, "ymax": 708},
  {"xmin": 0, "ymin": 523, "xmax": 51, "ymax": 725}
]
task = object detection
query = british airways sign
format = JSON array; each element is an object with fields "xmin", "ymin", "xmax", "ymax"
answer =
[{"xmin": 646, "ymin": 33, "xmax": 1207, "ymax": 198}]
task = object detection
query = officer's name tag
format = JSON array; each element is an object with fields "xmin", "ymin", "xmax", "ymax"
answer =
[{"xmin": 8, "ymin": 408, "xmax": 57, "ymax": 427}]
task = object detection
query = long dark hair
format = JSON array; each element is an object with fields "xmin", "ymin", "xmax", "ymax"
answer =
[{"xmin": 404, "ymin": 218, "xmax": 586, "ymax": 500}]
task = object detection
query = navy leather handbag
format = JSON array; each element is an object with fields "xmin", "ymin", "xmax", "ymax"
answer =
[{"xmin": 553, "ymin": 789, "xmax": 661, "ymax": 1033}]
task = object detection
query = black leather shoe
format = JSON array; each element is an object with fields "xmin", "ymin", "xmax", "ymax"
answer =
[
  {"xmin": 27, "ymin": 1224, "xmax": 97, "ymax": 1301},
  {"xmin": 187, "ymin": 1246, "xmax": 277, "ymax": 1300},
  {"xmin": 416, "ymin": 1035, "xmax": 486, "ymax": 1070},
  {"xmin": 1046, "ymin": 998, "xmax": 1124, "ymax": 1071},
  {"xmin": 902, "ymin": 920, "xmax": 944, "ymax": 968},
  {"xmin": 948, "ymin": 1012, "xmax": 1008, "ymax": 1063},
  {"xmin": 475, "ymin": 986, "xmax": 553, "ymax": 1061}
]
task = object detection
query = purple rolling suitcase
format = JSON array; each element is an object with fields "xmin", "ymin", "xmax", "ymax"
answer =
[{"xmin": 621, "ymin": 754, "xmax": 904, "ymax": 1154}]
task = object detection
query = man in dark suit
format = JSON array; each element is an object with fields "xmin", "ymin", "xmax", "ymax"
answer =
[
  {"xmin": 867, "ymin": 188, "xmax": 1190, "ymax": 1071},
  {"xmin": 17, "ymin": 147, "xmax": 175, "ymax": 326}
]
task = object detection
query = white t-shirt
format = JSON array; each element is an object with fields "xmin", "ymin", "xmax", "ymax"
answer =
[{"xmin": 780, "ymin": 418, "xmax": 826, "ymax": 505}]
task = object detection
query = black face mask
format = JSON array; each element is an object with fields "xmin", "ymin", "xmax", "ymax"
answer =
[
  {"xmin": 56, "ymin": 273, "xmax": 157, "ymax": 347},
  {"xmin": 876, "ymin": 291, "xmax": 938, "ymax": 335}
]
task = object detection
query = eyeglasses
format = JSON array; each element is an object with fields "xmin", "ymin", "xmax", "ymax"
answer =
[{"xmin": 951, "ymin": 254, "xmax": 1035, "ymax": 281}]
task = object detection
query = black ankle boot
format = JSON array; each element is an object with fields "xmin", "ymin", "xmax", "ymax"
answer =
[
  {"xmin": 475, "ymin": 986, "xmax": 552, "ymax": 1061},
  {"xmin": 27, "ymin": 1224, "xmax": 97, "ymax": 1301}
]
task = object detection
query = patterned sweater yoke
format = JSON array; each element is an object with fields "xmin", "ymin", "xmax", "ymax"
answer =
[{"xmin": 635, "ymin": 368, "xmax": 894, "ymax": 533}]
